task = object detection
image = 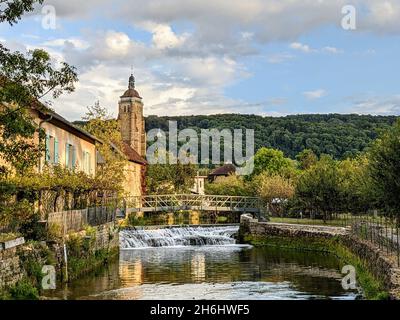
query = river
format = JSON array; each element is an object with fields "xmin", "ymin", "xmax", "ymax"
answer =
[{"xmin": 45, "ymin": 226, "xmax": 361, "ymax": 300}]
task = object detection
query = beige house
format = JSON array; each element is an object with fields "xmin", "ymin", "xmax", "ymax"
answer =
[{"xmin": 33, "ymin": 108, "xmax": 100, "ymax": 175}]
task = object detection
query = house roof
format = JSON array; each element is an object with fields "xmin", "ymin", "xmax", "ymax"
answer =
[
  {"xmin": 34, "ymin": 105, "xmax": 102, "ymax": 145},
  {"xmin": 121, "ymin": 142, "xmax": 147, "ymax": 165},
  {"xmin": 209, "ymin": 163, "xmax": 236, "ymax": 176}
]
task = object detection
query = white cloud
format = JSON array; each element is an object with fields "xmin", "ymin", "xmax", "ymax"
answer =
[
  {"xmin": 267, "ymin": 52, "xmax": 294, "ymax": 64},
  {"xmin": 322, "ymin": 46, "xmax": 343, "ymax": 54},
  {"xmin": 290, "ymin": 43, "xmax": 343, "ymax": 54},
  {"xmin": 42, "ymin": 38, "xmax": 89, "ymax": 50},
  {"xmin": 303, "ymin": 89, "xmax": 327, "ymax": 100},
  {"xmin": 290, "ymin": 42, "xmax": 314, "ymax": 53},
  {"xmin": 142, "ymin": 23, "xmax": 189, "ymax": 50},
  {"xmin": 350, "ymin": 95, "xmax": 400, "ymax": 115}
]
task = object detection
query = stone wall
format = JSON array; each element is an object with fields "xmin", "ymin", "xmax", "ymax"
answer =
[
  {"xmin": 0, "ymin": 246, "xmax": 24, "ymax": 288},
  {"xmin": 0, "ymin": 221, "xmax": 119, "ymax": 292},
  {"xmin": 239, "ymin": 214, "xmax": 400, "ymax": 299},
  {"xmin": 92, "ymin": 221, "xmax": 119, "ymax": 251}
]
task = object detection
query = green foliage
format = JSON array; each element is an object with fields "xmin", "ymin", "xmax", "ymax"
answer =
[
  {"xmin": 82, "ymin": 102, "xmax": 125, "ymax": 194},
  {"xmin": 296, "ymin": 149, "xmax": 318, "ymax": 170},
  {"xmin": 7, "ymin": 279, "xmax": 39, "ymax": 300},
  {"xmin": 145, "ymin": 114, "xmax": 396, "ymax": 160},
  {"xmin": 253, "ymin": 173, "xmax": 295, "ymax": 215},
  {"xmin": 146, "ymin": 154, "xmax": 196, "ymax": 194},
  {"xmin": 368, "ymin": 119, "xmax": 400, "ymax": 216},
  {"xmin": 0, "ymin": 2, "xmax": 78, "ymax": 174},
  {"xmin": 294, "ymin": 155, "xmax": 341, "ymax": 219},
  {"xmin": 205, "ymin": 175, "xmax": 253, "ymax": 196},
  {"xmin": 252, "ymin": 147, "xmax": 295, "ymax": 178},
  {"xmin": 0, "ymin": 0, "xmax": 43, "ymax": 25}
]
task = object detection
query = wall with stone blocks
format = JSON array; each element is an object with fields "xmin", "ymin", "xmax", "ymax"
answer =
[{"xmin": 239, "ymin": 214, "xmax": 400, "ymax": 299}]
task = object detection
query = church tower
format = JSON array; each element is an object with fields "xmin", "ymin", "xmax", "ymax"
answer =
[{"xmin": 118, "ymin": 73, "xmax": 146, "ymax": 157}]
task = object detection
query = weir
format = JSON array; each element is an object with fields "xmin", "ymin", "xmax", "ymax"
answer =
[{"xmin": 120, "ymin": 226, "xmax": 239, "ymax": 249}]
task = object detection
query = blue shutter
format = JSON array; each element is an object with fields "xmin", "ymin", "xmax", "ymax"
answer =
[
  {"xmin": 45, "ymin": 134, "xmax": 51, "ymax": 162},
  {"xmin": 65, "ymin": 143, "xmax": 70, "ymax": 168},
  {"xmin": 72, "ymin": 146, "xmax": 76, "ymax": 169},
  {"xmin": 54, "ymin": 138, "xmax": 59, "ymax": 164}
]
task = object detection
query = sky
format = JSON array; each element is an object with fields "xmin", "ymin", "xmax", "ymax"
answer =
[{"xmin": 1, "ymin": 0, "xmax": 400, "ymax": 120}]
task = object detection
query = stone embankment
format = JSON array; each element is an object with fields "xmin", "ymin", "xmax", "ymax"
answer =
[{"xmin": 239, "ymin": 214, "xmax": 400, "ymax": 299}]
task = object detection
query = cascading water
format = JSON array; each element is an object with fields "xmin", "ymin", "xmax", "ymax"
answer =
[{"xmin": 120, "ymin": 226, "xmax": 239, "ymax": 249}]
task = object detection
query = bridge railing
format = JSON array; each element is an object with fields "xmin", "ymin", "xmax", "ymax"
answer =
[{"xmin": 124, "ymin": 194, "xmax": 262, "ymax": 215}]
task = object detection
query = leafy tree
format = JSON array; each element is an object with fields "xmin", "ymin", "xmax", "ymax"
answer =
[
  {"xmin": 253, "ymin": 173, "xmax": 295, "ymax": 216},
  {"xmin": 145, "ymin": 114, "xmax": 396, "ymax": 160},
  {"xmin": 0, "ymin": 1, "xmax": 78, "ymax": 174},
  {"xmin": 146, "ymin": 153, "xmax": 196, "ymax": 195},
  {"xmin": 82, "ymin": 102, "xmax": 125, "ymax": 194},
  {"xmin": 205, "ymin": 175, "xmax": 253, "ymax": 197},
  {"xmin": 294, "ymin": 155, "xmax": 341, "ymax": 221},
  {"xmin": 368, "ymin": 120, "xmax": 400, "ymax": 217},
  {"xmin": 296, "ymin": 149, "xmax": 318, "ymax": 170},
  {"xmin": 251, "ymin": 147, "xmax": 294, "ymax": 178},
  {"xmin": 338, "ymin": 156, "xmax": 372, "ymax": 214},
  {"xmin": 0, "ymin": 0, "xmax": 43, "ymax": 25}
]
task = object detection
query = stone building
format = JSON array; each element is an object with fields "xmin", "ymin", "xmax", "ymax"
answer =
[{"xmin": 117, "ymin": 73, "xmax": 147, "ymax": 196}]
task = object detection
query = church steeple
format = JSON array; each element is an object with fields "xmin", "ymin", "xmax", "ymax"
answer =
[
  {"xmin": 128, "ymin": 73, "xmax": 135, "ymax": 90},
  {"xmin": 118, "ymin": 71, "xmax": 146, "ymax": 157}
]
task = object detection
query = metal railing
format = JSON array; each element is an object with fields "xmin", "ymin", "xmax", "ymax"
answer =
[
  {"xmin": 270, "ymin": 212, "xmax": 400, "ymax": 266},
  {"xmin": 124, "ymin": 194, "xmax": 263, "ymax": 215}
]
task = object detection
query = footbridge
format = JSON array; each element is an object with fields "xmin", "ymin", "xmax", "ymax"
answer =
[{"xmin": 122, "ymin": 194, "xmax": 264, "ymax": 218}]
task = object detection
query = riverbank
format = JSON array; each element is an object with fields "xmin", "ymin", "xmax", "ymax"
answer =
[
  {"xmin": 239, "ymin": 215, "xmax": 399, "ymax": 300},
  {"xmin": 0, "ymin": 221, "xmax": 119, "ymax": 300}
]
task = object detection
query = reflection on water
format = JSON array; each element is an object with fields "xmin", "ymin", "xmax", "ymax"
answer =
[{"xmin": 46, "ymin": 245, "xmax": 361, "ymax": 300}]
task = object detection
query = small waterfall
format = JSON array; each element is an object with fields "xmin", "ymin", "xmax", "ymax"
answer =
[{"xmin": 120, "ymin": 226, "xmax": 239, "ymax": 249}]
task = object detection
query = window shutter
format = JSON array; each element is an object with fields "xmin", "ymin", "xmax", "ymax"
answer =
[
  {"xmin": 72, "ymin": 146, "xmax": 76, "ymax": 169},
  {"xmin": 54, "ymin": 138, "xmax": 59, "ymax": 164},
  {"xmin": 88, "ymin": 152, "xmax": 91, "ymax": 174},
  {"xmin": 65, "ymin": 143, "xmax": 70, "ymax": 168},
  {"xmin": 45, "ymin": 134, "xmax": 51, "ymax": 162}
]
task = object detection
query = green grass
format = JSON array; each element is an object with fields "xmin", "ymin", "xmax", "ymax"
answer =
[{"xmin": 269, "ymin": 217, "xmax": 350, "ymax": 227}]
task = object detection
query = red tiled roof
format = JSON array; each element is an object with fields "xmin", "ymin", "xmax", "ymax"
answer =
[
  {"xmin": 209, "ymin": 164, "xmax": 236, "ymax": 176},
  {"xmin": 121, "ymin": 142, "xmax": 147, "ymax": 165},
  {"xmin": 120, "ymin": 88, "xmax": 142, "ymax": 99}
]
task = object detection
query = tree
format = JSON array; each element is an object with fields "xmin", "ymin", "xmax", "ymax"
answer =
[
  {"xmin": 0, "ymin": 2, "xmax": 78, "ymax": 174},
  {"xmin": 251, "ymin": 147, "xmax": 294, "ymax": 178},
  {"xmin": 0, "ymin": 0, "xmax": 43, "ymax": 25},
  {"xmin": 205, "ymin": 175, "xmax": 253, "ymax": 197},
  {"xmin": 294, "ymin": 155, "xmax": 341, "ymax": 221},
  {"xmin": 368, "ymin": 119, "xmax": 400, "ymax": 216},
  {"xmin": 338, "ymin": 156, "xmax": 372, "ymax": 214},
  {"xmin": 254, "ymin": 173, "xmax": 295, "ymax": 216},
  {"xmin": 296, "ymin": 149, "xmax": 318, "ymax": 170},
  {"xmin": 82, "ymin": 102, "xmax": 125, "ymax": 194},
  {"xmin": 146, "ymin": 153, "xmax": 196, "ymax": 195}
]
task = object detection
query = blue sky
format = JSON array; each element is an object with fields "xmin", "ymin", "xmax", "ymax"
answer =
[{"xmin": 1, "ymin": 0, "xmax": 400, "ymax": 120}]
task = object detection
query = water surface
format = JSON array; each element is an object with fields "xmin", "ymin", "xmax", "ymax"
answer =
[{"xmin": 47, "ymin": 227, "xmax": 361, "ymax": 300}]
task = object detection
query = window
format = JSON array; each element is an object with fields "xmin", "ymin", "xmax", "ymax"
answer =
[
  {"xmin": 65, "ymin": 143, "xmax": 76, "ymax": 169},
  {"xmin": 82, "ymin": 151, "xmax": 91, "ymax": 174},
  {"xmin": 45, "ymin": 134, "xmax": 59, "ymax": 164}
]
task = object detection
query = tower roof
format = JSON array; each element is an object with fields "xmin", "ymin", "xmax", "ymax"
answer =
[{"xmin": 121, "ymin": 73, "xmax": 142, "ymax": 99}]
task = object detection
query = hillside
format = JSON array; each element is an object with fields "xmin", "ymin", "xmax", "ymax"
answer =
[{"xmin": 144, "ymin": 114, "xmax": 398, "ymax": 159}]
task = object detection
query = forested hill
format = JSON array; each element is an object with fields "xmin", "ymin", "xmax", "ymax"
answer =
[{"xmin": 145, "ymin": 114, "xmax": 398, "ymax": 159}]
